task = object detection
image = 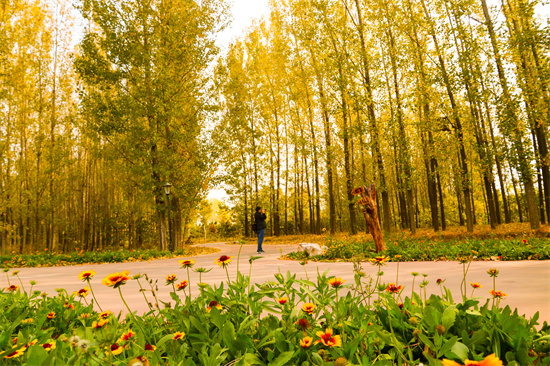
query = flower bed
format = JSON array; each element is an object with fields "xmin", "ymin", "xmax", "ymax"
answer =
[
  {"xmin": 1, "ymin": 256, "xmax": 549, "ymax": 365},
  {"xmin": 0, "ymin": 247, "xmax": 219, "ymax": 268},
  {"xmin": 283, "ymin": 237, "xmax": 550, "ymax": 262}
]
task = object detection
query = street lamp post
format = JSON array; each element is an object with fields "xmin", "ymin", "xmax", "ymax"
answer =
[{"xmin": 163, "ymin": 182, "xmax": 173, "ymax": 253}]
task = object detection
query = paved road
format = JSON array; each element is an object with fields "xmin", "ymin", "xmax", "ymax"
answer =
[{"xmin": 8, "ymin": 242, "xmax": 550, "ymax": 325}]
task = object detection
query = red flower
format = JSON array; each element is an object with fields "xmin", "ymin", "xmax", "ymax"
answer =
[
  {"xmin": 386, "ymin": 283, "xmax": 402, "ymax": 294},
  {"xmin": 120, "ymin": 330, "xmax": 135, "ymax": 342},
  {"xmin": 176, "ymin": 281, "xmax": 188, "ymax": 291},
  {"xmin": 302, "ymin": 303, "xmax": 316, "ymax": 315},
  {"xmin": 295, "ymin": 318, "xmax": 310, "ymax": 331},
  {"xmin": 328, "ymin": 277, "xmax": 346, "ymax": 288},
  {"xmin": 314, "ymin": 328, "xmax": 342, "ymax": 347},
  {"xmin": 277, "ymin": 297, "xmax": 288, "ymax": 305},
  {"xmin": 215, "ymin": 255, "xmax": 233, "ymax": 267},
  {"xmin": 489, "ymin": 289, "xmax": 507, "ymax": 298},
  {"xmin": 144, "ymin": 344, "xmax": 157, "ymax": 351}
]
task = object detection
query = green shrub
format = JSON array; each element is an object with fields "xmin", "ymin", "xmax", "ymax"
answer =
[
  {"xmin": 0, "ymin": 247, "xmax": 218, "ymax": 268},
  {"xmin": 284, "ymin": 237, "xmax": 550, "ymax": 263}
]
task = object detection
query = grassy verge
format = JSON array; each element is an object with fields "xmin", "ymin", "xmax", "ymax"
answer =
[
  {"xmin": 0, "ymin": 246, "xmax": 219, "ymax": 268},
  {"xmin": 283, "ymin": 236, "xmax": 550, "ymax": 262}
]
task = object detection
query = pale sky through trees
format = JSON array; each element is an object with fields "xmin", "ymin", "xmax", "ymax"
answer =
[
  {"xmin": 209, "ymin": 0, "xmax": 271, "ymax": 202},
  {"xmin": 216, "ymin": 0, "xmax": 271, "ymax": 50}
]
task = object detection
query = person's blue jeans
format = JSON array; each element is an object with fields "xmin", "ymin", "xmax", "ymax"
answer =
[{"xmin": 257, "ymin": 229, "xmax": 265, "ymax": 252}]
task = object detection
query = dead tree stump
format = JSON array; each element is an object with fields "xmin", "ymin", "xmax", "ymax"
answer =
[{"xmin": 352, "ymin": 184, "xmax": 386, "ymax": 252}]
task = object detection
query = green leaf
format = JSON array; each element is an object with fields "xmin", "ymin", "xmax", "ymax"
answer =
[
  {"xmin": 423, "ymin": 306, "xmax": 439, "ymax": 329},
  {"xmin": 442, "ymin": 305, "xmax": 457, "ymax": 330},
  {"xmin": 273, "ymin": 330, "xmax": 287, "ymax": 352},
  {"xmin": 465, "ymin": 309, "xmax": 482, "ymax": 316},
  {"xmin": 310, "ymin": 352, "xmax": 324, "ymax": 366},
  {"xmin": 234, "ymin": 353, "xmax": 266, "ymax": 366},
  {"xmin": 190, "ymin": 316, "xmax": 208, "ymax": 335},
  {"xmin": 222, "ymin": 321, "xmax": 235, "ymax": 348},
  {"xmin": 26, "ymin": 344, "xmax": 49, "ymax": 365},
  {"xmin": 210, "ymin": 307, "xmax": 227, "ymax": 330},
  {"xmin": 268, "ymin": 351, "xmax": 295, "ymax": 366},
  {"xmin": 446, "ymin": 341, "xmax": 469, "ymax": 360},
  {"xmin": 418, "ymin": 333, "xmax": 436, "ymax": 352},
  {"xmin": 437, "ymin": 336, "xmax": 457, "ymax": 358},
  {"xmin": 237, "ymin": 316, "xmax": 258, "ymax": 333},
  {"xmin": 157, "ymin": 333, "xmax": 178, "ymax": 348}
]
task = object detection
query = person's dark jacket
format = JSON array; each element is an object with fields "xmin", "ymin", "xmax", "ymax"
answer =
[{"xmin": 254, "ymin": 212, "xmax": 267, "ymax": 231}]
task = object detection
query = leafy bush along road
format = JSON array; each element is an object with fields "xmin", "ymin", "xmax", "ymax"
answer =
[
  {"xmin": 283, "ymin": 237, "xmax": 550, "ymax": 262},
  {"xmin": 2, "ymin": 256, "xmax": 549, "ymax": 365},
  {"xmin": 0, "ymin": 247, "xmax": 219, "ymax": 268}
]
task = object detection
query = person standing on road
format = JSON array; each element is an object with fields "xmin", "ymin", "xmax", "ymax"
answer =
[{"xmin": 255, "ymin": 206, "xmax": 267, "ymax": 253}]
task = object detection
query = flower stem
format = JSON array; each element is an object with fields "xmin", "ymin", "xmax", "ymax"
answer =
[
  {"xmin": 395, "ymin": 262, "xmax": 399, "ymax": 286},
  {"xmin": 236, "ymin": 242, "xmax": 244, "ymax": 274},
  {"xmin": 186, "ymin": 267, "xmax": 192, "ymax": 299},
  {"xmin": 16, "ymin": 275, "xmax": 26, "ymax": 294},
  {"xmin": 137, "ymin": 279, "xmax": 154, "ymax": 312},
  {"xmin": 86, "ymin": 279, "xmax": 104, "ymax": 312},
  {"xmin": 224, "ymin": 265, "xmax": 231, "ymax": 285}
]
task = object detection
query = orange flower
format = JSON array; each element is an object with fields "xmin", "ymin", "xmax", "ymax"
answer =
[
  {"xmin": 215, "ymin": 255, "xmax": 233, "ymax": 267},
  {"xmin": 178, "ymin": 259, "xmax": 195, "ymax": 268},
  {"xmin": 120, "ymin": 330, "xmax": 136, "ymax": 342},
  {"xmin": 64, "ymin": 301, "xmax": 75, "ymax": 310},
  {"xmin": 107, "ymin": 343, "xmax": 123, "ymax": 355},
  {"xmin": 489, "ymin": 290, "xmax": 507, "ymax": 298},
  {"xmin": 300, "ymin": 336, "xmax": 313, "ymax": 348},
  {"xmin": 173, "ymin": 331, "xmax": 185, "ymax": 340},
  {"xmin": 302, "ymin": 303, "xmax": 316, "ymax": 315},
  {"xmin": 470, "ymin": 282, "xmax": 482, "ymax": 289},
  {"xmin": 442, "ymin": 353, "xmax": 503, "ymax": 366},
  {"xmin": 78, "ymin": 270, "xmax": 96, "ymax": 281},
  {"xmin": 80, "ymin": 313, "xmax": 91, "ymax": 319},
  {"xmin": 92, "ymin": 319, "xmax": 109, "ymax": 328},
  {"xmin": 99, "ymin": 310, "xmax": 112, "ymax": 318},
  {"xmin": 386, "ymin": 283, "xmax": 403, "ymax": 294},
  {"xmin": 73, "ymin": 287, "xmax": 90, "ymax": 298},
  {"xmin": 315, "ymin": 328, "xmax": 342, "ymax": 347},
  {"xmin": 102, "ymin": 271, "xmax": 131, "ymax": 288},
  {"xmin": 176, "ymin": 280, "xmax": 188, "ymax": 291},
  {"xmin": 328, "ymin": 277, "xmax": 346, "ymax": 288},
  {"xmin": 6, "ymin": 284, "xmax": 19, "ymax": 292},
  {"xmin": 47, "ymin": 312, "xmax": 55, "ymax": 319},
  {"xmin": 370, "ymin": 256, "xmax": 389, "ymax": 265},
  {"xmin": 165, "ymin": 274, "xmax": 177, "ymax": 285},
  {"xmin": 277, "ymin": 297, "xmax": 288, "ymax": 305}
]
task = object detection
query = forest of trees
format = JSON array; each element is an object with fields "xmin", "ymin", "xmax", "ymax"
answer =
[
  {"xmin": 214, "ymin": 0, "xmax": 550, "ymax": 237},
  {"xmin": 0, "ymin": 0, "xmax": 548, "ymax": 254}
]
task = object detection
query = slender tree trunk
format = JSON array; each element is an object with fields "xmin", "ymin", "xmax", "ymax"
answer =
[
  {"xmin": 480, "ymin": 0, "xmax": 539, "ymax": 228},
  {"xmin": 421, "ymin": 0, "xmax": 473, "ymax": 232},
  {"xmin": 509, "ymin": 163, "xmax": 524, "ymax": 222},
  {"xmin": 308, "ymin": 48, "xmax": 336, "ymax": 234}
]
